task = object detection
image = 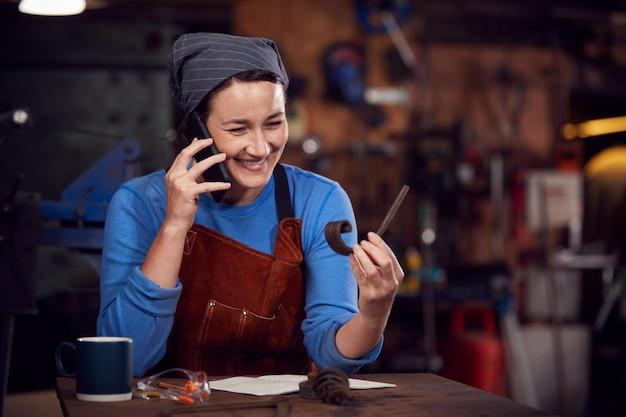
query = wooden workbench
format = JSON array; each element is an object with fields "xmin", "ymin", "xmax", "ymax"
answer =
[{"xmin": 56, "ymin": 373, "xmax": 555, "ymax": 417}]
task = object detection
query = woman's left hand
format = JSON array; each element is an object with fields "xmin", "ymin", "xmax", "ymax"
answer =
[{"xmin": 349, "ymin": 232, "xmax": 405, "ymax": 323}]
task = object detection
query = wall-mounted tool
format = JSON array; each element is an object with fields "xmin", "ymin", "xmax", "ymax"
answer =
[
  {"xmin": 323, "ymin": 42, "xmax": 387, "ymax": 129},
  {"xmin": 355, "ymin": 0, "xmax": 413, "ymax": 34}
]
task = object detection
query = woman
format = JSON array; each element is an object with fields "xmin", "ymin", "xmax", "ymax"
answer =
[{"xmin": 97, "ymin": 33, "xmax": 404, "ymax": 376}]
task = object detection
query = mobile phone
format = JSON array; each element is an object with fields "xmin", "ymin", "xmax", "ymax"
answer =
[{"xmin": 186, "ymin": 112, "xmax": 231, "ymax": 202}]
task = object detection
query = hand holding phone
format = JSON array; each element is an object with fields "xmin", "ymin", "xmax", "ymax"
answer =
[{"xmin": 185, "ymin": 112, "xmax": 232, "ymax": 202}]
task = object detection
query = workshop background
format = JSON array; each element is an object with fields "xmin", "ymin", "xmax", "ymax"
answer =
[{"xmin": 2, "ymin": 1, "xmax": 626, "ymax": 416}]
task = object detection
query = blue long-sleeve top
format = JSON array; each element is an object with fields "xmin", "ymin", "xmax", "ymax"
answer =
[{"xmin": 97, "ymin": 164, "xmax": 383, "ymax": 376}]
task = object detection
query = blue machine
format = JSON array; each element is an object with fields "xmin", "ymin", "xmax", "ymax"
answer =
[{"xmin": 38, "ymin": 137, "xmax": 141, "ymax": 250}]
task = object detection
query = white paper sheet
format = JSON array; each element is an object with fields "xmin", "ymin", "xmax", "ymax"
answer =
[{"xmin": 209, "ymin": 374, "xmax": 396, "ymax": 396}]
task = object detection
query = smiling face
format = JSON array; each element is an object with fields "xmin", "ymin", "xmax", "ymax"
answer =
[{"xmin": 205, "ymin": 80, "xmax": 288, "ymax": 205}]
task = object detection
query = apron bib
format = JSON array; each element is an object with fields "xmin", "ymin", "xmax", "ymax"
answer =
[{"xmin": 167, "ymin": 164, "xmax": 309, "ymax": 375}]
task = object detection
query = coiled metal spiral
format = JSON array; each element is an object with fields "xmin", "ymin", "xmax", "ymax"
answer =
[{"xmin": 312, "ymin": 368, "xmax": 352, "ymax": 405}]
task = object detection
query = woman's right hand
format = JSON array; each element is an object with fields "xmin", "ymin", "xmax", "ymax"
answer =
[{"xmin": 163, "ymin": 138, "xmax": 231, "ymax": 232}]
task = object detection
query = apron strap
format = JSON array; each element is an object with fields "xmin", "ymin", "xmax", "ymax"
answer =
[{"xmin": 273, "ymin": 164, "xmax": 294, "ymax": 221}]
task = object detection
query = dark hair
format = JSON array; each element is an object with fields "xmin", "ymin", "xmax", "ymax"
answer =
[{"xmin": 174, "ymin": 70, "xmax": 286, "ymax": 153}]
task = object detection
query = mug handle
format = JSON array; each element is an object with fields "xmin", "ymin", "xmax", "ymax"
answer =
[{"xmin": 55, "ymin": 342, "xmax": 76, "ymax": 377}]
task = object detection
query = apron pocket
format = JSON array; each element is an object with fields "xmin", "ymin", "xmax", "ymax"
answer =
[
  {"xmin": 267, "ymin": 303, "xmax": 297, "ymax": 352},
  {"xmin": 197, "ymin": 299, "xmax": 275, "ymax": 355}
]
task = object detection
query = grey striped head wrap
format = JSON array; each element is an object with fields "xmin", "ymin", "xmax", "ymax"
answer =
[{"xmin": 168, "ymin": 32, "xmax": 289, "ymax": 114}]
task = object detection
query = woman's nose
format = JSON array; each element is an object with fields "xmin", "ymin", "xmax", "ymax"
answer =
[{"xmin": 247, "ymin": 131, "xmax": 271, "ymax": 157}]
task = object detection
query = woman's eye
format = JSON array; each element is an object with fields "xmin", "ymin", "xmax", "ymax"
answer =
[
  {"xmin": 266, "ymin": 120, "xmax": 283, "ymax": 129},
  {"xmin": 228, "ymin": 127, "xmax": 246, "ymax": 134}
]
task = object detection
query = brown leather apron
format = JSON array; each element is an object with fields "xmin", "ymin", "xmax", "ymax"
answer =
[{"xmin": 167, "ymin": 164, "xmax": 309, "ymax": 375}]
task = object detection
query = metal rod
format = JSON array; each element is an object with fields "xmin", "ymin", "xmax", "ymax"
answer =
[
  {"xmin": 0, "ymin": 315, "xmax": 15, "ymax": 417},
  {"xmin": 376, "ymin": 185, "xmax": 410, "ymax": 237},
  {"xmin": 380, "ymin": 11, "xmax": 418, "ymax": 71}
]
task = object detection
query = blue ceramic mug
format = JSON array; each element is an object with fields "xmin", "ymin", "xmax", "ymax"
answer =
[{"xmin": 55, "ymin": 336, "xmax": 133, "ymax": 402}]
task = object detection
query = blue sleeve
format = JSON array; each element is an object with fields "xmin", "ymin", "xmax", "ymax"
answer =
[
  {"xmin": 301, "ymin": 185, "xmax": 383, "ymax": 375},
  {"xmin": 96, "ymin": 185, "xmax": 181, "ymax": 376}
]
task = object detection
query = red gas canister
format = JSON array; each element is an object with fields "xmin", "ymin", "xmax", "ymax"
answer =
[{"xmin": 440, "ymin": 305, "xmax": 507, "ymax": 395}]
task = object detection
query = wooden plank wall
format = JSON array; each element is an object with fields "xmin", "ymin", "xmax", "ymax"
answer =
[{"xmin": 232, "ymin": 0, "xmax": 575, "ymax": 266}]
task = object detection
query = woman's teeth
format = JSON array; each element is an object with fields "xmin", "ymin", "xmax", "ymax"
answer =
[{"xmin": 236, "ymin": 159, "xmax": 266, "ymax": 170}]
